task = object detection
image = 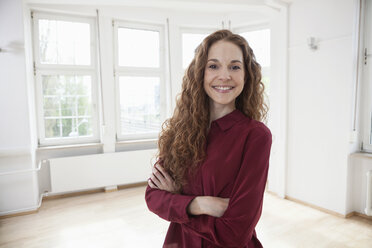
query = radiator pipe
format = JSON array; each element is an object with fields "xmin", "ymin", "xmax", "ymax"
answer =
[
  {"xmin": 0, "ymin": 160, "xmax": 44, "ymax": 176},
  {"xmin": 365, "ymin": 170, "xmax": 372, "ymax": 216}
]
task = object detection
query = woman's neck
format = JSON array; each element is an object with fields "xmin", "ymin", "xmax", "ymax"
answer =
[{"xmin": 209, "ymin": 103, "xmax": 236, "ymax": 123}]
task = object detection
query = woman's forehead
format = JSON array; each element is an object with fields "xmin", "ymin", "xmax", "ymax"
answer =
[{"xmin": 207, "ymin": 41, "xmax": 243, "ymax": 62}]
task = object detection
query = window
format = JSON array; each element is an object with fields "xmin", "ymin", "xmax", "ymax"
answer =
[
  {"xmin": 182, "ymin": 32, "xmax": 209, "ymax": 69},
  {"xmin": 32, "ymin": 12, "xmax": 99, "ymax": 146},
  {"xmin": 238, "ymin": 28, "xmax": 271, "ymax": 95},
  {"xmin": 113, "ymin": 22, "xmax": 166, "ymax": 140}
]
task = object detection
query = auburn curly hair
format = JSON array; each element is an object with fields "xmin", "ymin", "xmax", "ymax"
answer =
[{"xmin": 156, "ymin": 29, "xmax": 268, "ymax": 191}]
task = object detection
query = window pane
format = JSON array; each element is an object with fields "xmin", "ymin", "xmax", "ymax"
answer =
[
  {"xmin": 118, "ymin": 28, "xmax": 159, "ymax": 67},
  {"xmin": 61, "ymin": 96, "xmax": 76, "ymax": 116},
  {"xmin": 44, "ymin": 118, "xmax": 60, "ymax": 138},
  {"xmin": 44, "ymin": 96, "xmax": 59, "ymax": 116},
  {"xmin": 119, "ymin": 76, "xmax": 161, "ymax": 135},
  {"xmin": 182, "ymin": 33, "xmax": 208, "ymax": 68},
  {"xmin": 62, "ymin": 118, "xmax": 73, "ymax": 137},
  {"xmin": 78, "ymin": 96, "xmax": 92, "ymax": 116},
  {"xmin": 78, "ymin": 117, "xmax": 91, "ymax": 136},
  {"xmin": 39, "ymin": 19, "xmax": 90, "ymax": 65},
  {"xmin": 240, "ymin": 29, "xmax": 270, "ymax": 67},
  {"xmin": 42, "ymin": 75, "xmax": 93, "ymax": 138}
]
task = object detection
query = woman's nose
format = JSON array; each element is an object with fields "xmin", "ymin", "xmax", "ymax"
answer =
[{"xmin": 218, "ymin": 67, "xmax": 232, "ymax": 81}]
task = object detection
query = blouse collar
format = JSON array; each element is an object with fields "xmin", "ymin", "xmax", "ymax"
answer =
[{"xmin": 212, "ymin": 109, "xmax": 247, "ymax": 132}]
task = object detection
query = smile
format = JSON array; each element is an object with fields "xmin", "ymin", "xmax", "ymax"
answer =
[
  {"xmin": 213, "ymin": 86, "xmax": 234, "ymax": 90},
  {"xmin": 212, "ymin": 86, "xmax": 235, "ymax": 93}
]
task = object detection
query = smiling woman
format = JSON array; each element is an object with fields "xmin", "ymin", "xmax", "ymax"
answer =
[
  {"xmin": 203, "ymin": 40, "xmax": 245, "ymax": 116},
  {"xmin": 145, "ymin": 29, "xmax": 271, "ymax": 248}
]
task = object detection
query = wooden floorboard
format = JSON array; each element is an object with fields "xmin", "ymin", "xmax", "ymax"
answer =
[{"xmin": 0, "ymin": 186, "xmax": 371, "ymax": 248}]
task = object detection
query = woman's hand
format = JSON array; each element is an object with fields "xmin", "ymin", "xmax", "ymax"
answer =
[
  {"xmin": 187, "ymin": 196, "xmax": 230, "ymax": 217},
  {"xmin": 148, "ymin": 163, "xmax": 178, "ymax": 193}
]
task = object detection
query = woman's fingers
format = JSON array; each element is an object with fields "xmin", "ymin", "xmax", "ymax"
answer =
[
  {"xmin": 150, "ymin": 164, "xmax": 178, "ymax": 193},
  {"xmin": 155, "ymin": 164, "xmax": 173, "ymax": 182},
  {"xmin": 148, "ymin": 178, "xmax": 158, "ymax": 189},
  {"xmin": 152, "ymin": 167, "xmax": 166, "ymax": 185},
  {"xmin": 150, "ymin": 173, "xmax": 162, "ymax": 189},
  {"xmin": 156, "ymin": 164, "xmax": 178, "ymax": 193}
]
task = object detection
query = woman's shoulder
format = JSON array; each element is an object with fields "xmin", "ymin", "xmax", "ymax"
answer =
[{"xmin": 237, "ymin": 115, "xmax": 272, "ymax": 139}]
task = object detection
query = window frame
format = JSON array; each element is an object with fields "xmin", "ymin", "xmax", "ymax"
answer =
[
  {"xmin": 32, "ymin": 11, "xmax": 100, "ymax": 146},
  {"xmin": 233, "ymin": 24, "xmax": 271, "ymax": 95},
  {"xmin": 362, "ymin": 0, "xmax": 372, "ymax": 152},
  {"xmin": 180, "ymin": 27, "xmax": 217, "ymax": 69},
  {"xmin": 113, "ymin": 20, "xmax": 167, "ymax": 141}
]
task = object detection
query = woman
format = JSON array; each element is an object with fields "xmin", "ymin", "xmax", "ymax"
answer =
[{"xmin": 145, "ymin": 29, "xmax": 272, "ymax": 248}]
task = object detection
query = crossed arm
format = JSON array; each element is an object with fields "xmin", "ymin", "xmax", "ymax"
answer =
[
  {"xmin": 148, "ymin": 163, "xmax": 229, "ymax": 218},
  {"xmin": 145, "ymin": 127, "xmax": 272, "ymax": 247}
]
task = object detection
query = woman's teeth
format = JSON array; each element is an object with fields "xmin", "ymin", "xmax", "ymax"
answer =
[{"xmin": 213, "ymin": 86, "xmax": 233, "ymax": 90}]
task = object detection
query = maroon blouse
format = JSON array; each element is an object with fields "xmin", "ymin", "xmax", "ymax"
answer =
[{"xmin": 145, "ymin": 109, "xmax": 272, "ymax": 248}]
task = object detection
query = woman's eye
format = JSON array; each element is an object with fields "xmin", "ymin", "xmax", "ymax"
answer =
[
  {"xmin": 231, "ymin": 65, "xmax": 241, "ymax": 70},
  {"xmin": 208, "ymin": 64, "xmax": 218, "ymax": 69}
]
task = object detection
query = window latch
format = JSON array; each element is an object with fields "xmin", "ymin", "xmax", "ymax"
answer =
[{"xmin": 365, "ymin": 48, "xmax": 371, "ymax": 65}]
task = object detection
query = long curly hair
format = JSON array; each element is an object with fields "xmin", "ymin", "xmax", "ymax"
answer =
[{"xmin": 157, "ymin": 29, "xmax": 268, "ymax": 191}]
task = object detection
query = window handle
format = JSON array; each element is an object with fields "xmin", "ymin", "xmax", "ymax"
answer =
[{"xmin": 365, "ymin": 48, "xmax": 372, "ymax": 65}]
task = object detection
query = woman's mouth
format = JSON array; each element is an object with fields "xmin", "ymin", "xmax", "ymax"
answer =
[{"xmin": 212, "ymin": 86, "xmax": 234, "ymax": 93}]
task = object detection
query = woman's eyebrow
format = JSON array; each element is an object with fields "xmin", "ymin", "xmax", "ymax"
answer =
[
  {"xmin": 231, "ymin": 60, "xmax": 243, "ymax": 64},
  {"xmin": 207, "ymin": 59, "xmax": 243, "ymax": 64}
]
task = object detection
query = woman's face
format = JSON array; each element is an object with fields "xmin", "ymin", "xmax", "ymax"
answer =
[{"xmin": 203, "ymin": 40, "xmax": 245, "ymax": 110}]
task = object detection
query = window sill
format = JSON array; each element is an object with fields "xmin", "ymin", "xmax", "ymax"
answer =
[
  {"xmin": 116, "ymin": 138, "xmax": 158, "ymax": 145},
  {"xmin": 350, "ymin": 152, "xmax": 372, "ymax": 159},
  {"xmin": 115, "ymin": 139, "xmax": 158, "ymax": 152},
  {"xmin": 37, "ymin": 142, "xmax": 104, "ymax": 151}
]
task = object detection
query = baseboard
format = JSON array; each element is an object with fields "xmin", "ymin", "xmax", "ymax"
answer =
[
  {"xmin": 347, "ymin": 211, "xmax": 372, "ymax": 220},
  {"xmin": 345, "ymin": 211, "xmax": 355, "ymax": 218},
  {"xmin": 265, "ymin": 191, "xmax": 350, "ymax": 219},
  {"xmin": 284, "ymin": 195, "xmax": 346, "ymax": 218},
  {"xmin": 282, "ymin": 194, "xmax": 372, "ymax": 221},
  {"xmin": 44, "ymin": 188, "xmax": 105, "ymax": 200},
  {"xmin": 118, "ymin": 181, "xmax": 147, "ymax": 190},
  {"xmin": 0, "ymin": 209, "xmax": 39, "ymax": 219}
]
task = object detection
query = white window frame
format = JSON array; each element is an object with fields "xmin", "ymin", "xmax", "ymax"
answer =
[
  {"xmin": 168, "ymin": 26, "xmax": 219, "ymax": 107},
  {"xmin": 113, "ymin": 20, "xmax": 167, "ymax": 141},
  {"xmin": 233, "ymin": 24, "xmax": 271, "ymax": 95},
  {"xmin": 361, "ymin": 0, "xmax": 372, "ymax": 152},
  {"xmin": 180, "ymin": 27, "xmax": 217, "ymax": 69},
  {"xmin": 32, "ymin": 11, "xmax": 100, "ymax": 146}
]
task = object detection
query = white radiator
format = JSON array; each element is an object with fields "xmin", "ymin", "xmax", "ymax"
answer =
[
  {"xmin": 366, "ymin": 170, "xmax": 372, "ymax": 216},
  {"xmin": 49, "ymin": 149, "xmax": 156, "ymax": 194}
]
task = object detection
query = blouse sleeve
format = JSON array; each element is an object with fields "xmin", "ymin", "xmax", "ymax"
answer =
[
  {"xmin": 145, "ymin": 164, "xmax": 196, "ymax": 223},
  {"xmin": 183, "ymin": 126, "xmax": 272, "ymax": 247}
]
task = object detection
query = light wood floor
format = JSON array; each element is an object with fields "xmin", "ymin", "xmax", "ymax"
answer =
[{"xmin": 0, "ymin": 186, "xmax": 371, "ymax": 248}]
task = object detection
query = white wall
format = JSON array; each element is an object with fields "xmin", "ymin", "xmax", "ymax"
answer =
[
  {"xmin": 286, "ymin": 0, "xmax": 355, "ymax": 215},
  {"xmin": 0, "ymin": 0, "xmax": 39, "ymax": 214},
  {"xmin": 0, "ymin": 1, "xmax": 31, "ymax": 150}
]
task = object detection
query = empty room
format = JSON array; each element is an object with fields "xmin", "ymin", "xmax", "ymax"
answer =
[{"xmin": 1, "ymin": 0, "xmax": 372, "ymax": 247}]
